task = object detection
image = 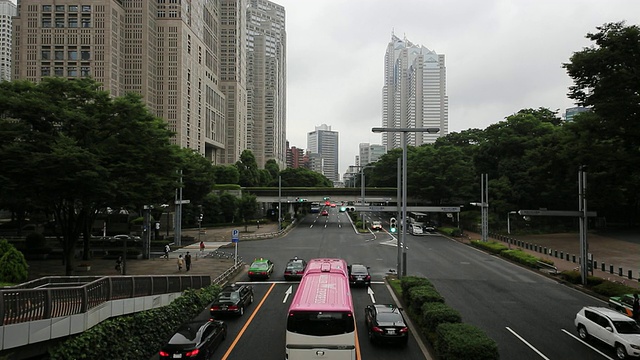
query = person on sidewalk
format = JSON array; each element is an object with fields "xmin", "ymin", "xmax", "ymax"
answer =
[
  {"xmin": 115, "ymin": 256, "xmax": 123, "ymax": 274},
  {"xmin": 633, "ymin": 293, "xmax": 639, "ymax": 321},
  {"xmin": 177, "ymin": 254, "xmax": 184, "ymax": 271},
  {"xmin": 199, "ymin": 241, "xmax": 205, "ymax": 254},
  {"xmin": 185, "ymin": 252, "xmax": 192, "ymax": 271},
  {"xmin": 164, "ymin": 244, "xmax": 170, "ymax": 259}
]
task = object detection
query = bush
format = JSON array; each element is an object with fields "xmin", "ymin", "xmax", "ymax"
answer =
[
  {"xmin": 408, "ymin": 285, "xmax": 444, "ymax": 314},
  {"xmin": 401, "ymin": 276, "xmax": 433, "ymax": 306},
  {"xmin": 435, "ymin": 323, "xmax": 499, "ymax": 360},
  {"xmin": 592, "ymin": 280, "xmax": 636, "ymax": 297},
  {"xmin": 470, "ymin": 240, "xmax": 508, "ymax": 254},
  {"xmin": 421, "ymin": 302, "xmax": 462, "ymax": 333},
  {"xmin": 501, "ymin": 249, "xmax": 539, "ymax": 267},
  {"xmin": 560, "ymin": 270, "xmax": 604, "ymax": 286},
  {"xmin": 0, "ymin": 241, "xmax": 29, "ymax": 283}
]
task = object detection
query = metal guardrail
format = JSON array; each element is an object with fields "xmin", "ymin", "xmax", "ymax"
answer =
[
  {"xmin": 212, "ymin": 261, "xmax": 245, "ymax": 287},
  {"xmin": 0, "ymin": 274, "xmax": 210, "ymax": 326},
  {"xmin": 536, "ymin": 261, "xmax": 558, "ymax": 274}
]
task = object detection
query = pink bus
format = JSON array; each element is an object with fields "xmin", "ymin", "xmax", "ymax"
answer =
[{"xmin": 286, "ymin": 258, "xmax": 357, "ymax": 360}]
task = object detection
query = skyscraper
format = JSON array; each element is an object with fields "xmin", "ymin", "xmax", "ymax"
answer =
[
  {"xmin": 307, "ymin": 124, "xmax": 338, "ymax": 183},
  {"xmin": 0, "ymin": 0, "xmax": 16, "ymax": 82},
  {"xmin": 246, "ymin": 0, "xmax": 286, "ymax": 169},
  {"xmin": 12, "ymin": 0, "xmax": 229, "ymax": 162},
  {"xmin": 382, "ymin": 34, "xmax": 448, "ymax": 150},
  {"xmin": 358, "ymin": 143, "xmax": 387, "ymax": 167}
]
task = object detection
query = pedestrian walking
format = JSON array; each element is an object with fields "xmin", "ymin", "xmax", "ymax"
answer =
[
  {"xmin": 115, "ymin": 256, "xmax": 123, "ymax": 274},
  {"xmin": 199, "ymin": 241, "xmax": 205, "ymax": 253},
  {"xmin": 633, "ymin": 293, "xmax": 639, "ymax": 321},
  {"xmin": 177, "ymin": 254, "xmax": 184, "ymax": 271},
  {"xmin": 164, "ymin": 244, "xmax": 170, "ymax": 259},
  {"xmin": 185, "ymin": 252, "xmax": 192, "ymax": 271}
]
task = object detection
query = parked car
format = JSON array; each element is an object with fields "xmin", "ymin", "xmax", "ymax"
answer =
[
  {"xmin": 158, "ymin": 319, "xmax": 227, "ymax": 359},
  {"xmin": 371, "ymin": 221, "xmax": 383, "ymax": 231},
  {"xmin": 574, "ymin": 306, "xmax": 640, "ymax": 359},
  {"xmin": 348, "ymin": 264, "xmax": 371, "ymax": 287},
  {"xmin": 284, "ymin": 257, "xmax": 307, "ymax": 280},
  {"xmin": 210, "ymin": 284, "xmax": 254, "ymax": 316},
  {"xmin": 364, "ymin": 304, "xmax": 409, "ymax": 346},
  {"xmin": 248, "ymin": 258, "xmax": 274, "ymax": 280},
  {"xmin": 609, "ymin": 294, "xmax": 636, "ymax": 318}
]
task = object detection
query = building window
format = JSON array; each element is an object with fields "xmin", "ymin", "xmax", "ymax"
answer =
[
  {"xmin": 42, "ymin": 5, "xmax": 52, "ymax": 12},
  {"xmin": 55, "ymin": 5, "xmax": 65, "ymax": 12},
  {"xmin": 69, "ymin": 5, "xmax": 78, "ymax": 12},
  {"xmin": 42, "ymin": 18, "xmax": 51, "ymax": 28},
  {"xmin": 41, "ymin": 50, "xmax": 51, "ymax": 60},
  {"xmin": 82, "ymin": 18, "xmax": 90, "ymax": 28},
  {"xmin": 54, "ymin": 67, "xmax": 63, "ymax": 76},
  {"xmin": 55, "ymin": 18, "xmax": 65, "ymax": 28},
  {"xmin": 81, "ymin": 50, "xmax": 90, "ymax": 60},
  {"xmin": 41, "ymin": 67, "xmax": 51, "ymax": 76},
  {"xmin": 54, "ymin": 50, "xmax": 64, "ymax": 60},
  {"xmin": 68, "ymin": 67, "xmax": 77, "ymax": 77},
  {"xmin": 81, "ymin": 66, "xmax": 90, "ymax": 77},
  {"xmin": 68, "ymin": 50, "xmax": 78, "ymax": 60},
  {"xmin": 82, "ymin": 5, "xmax": 91, "ymax": 12},
  {"xmin": 68, "ymin": 18, "xmax": 78, "ymax": 28}
]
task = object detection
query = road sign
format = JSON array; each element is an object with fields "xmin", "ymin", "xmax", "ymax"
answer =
[
  {"xmin": 518, "ymin": 210, "xmax": 597, "ymax": 217},
  {"xmin": 175, "ymin": 199, "xmax": 191, "ymax": 204},
  {"xmin": 232, "ymin": 229, "xmax": 239, "ymax": 243}
]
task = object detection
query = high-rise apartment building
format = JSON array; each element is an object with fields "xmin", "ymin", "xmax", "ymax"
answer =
[
  {"xmin": 358, "ymin": 143, "xmax": 387, "ymax": 167},
  {"xmin": 12, "ymin": 0, "xmax": 229, "ymax": 162},
  {"xmin": 307, "ymin": 124, "xmax": 338, "ymax": 183},
  {"xmin": 246, "ymin": 0, "xmax": 286, "ymax": 169},
  {"xmin": 382, "ymin": 34, "xmax": 448, "ymax": 150},
  {"xmin": 286, "ymin": 143, "xmax": 305, "ymax": 169},
  {"xmin": 0, "ymin": 0, "xmax": 16, "ymax": 82}
]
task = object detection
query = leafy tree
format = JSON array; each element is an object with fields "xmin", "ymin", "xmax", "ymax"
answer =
[
  {"xmin": 235, "ymin": 150, "xmax": 260, "ymax": 187},
  {"xmin": 0, "ymin": 78, "xmax": 181, "ymax": 274},
  {"xmin": 238, "ymin": 193, "xmax": 258, "ymax": 231},
  {"xmin": 264, "ymin": 159, "xmax": 280, "ymax": 183},
  {"xmin": 278, "ymin": 168, "xmax": 333, "ymax": 187},
  {"xmin": 258, "ymin": 169, "xmax": 273, "ymax": 187},
  {"xmin": 178, "ymin": 148, "xmax": 216, "ymax": 205},
  {"xmin": 0, "ymin": 240, "xmax": 28, "ymax": 283},
  {"xmin": 218, "ymin": 192, "xmax": 238, "ymax": 223},
  {"xmin": 212, "ymin": 165, "xmax": 240, "ymax": 184}
]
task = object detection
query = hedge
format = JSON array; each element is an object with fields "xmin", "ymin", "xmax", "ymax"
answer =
[
  {"xmin": 421, "ymin": 302, "xmax": 462, "ymax": 333},
  {"xmin": 470, "ymin": 240, "xmax": 508, "ymax": 254},
  {"xmin": 408, "ymin": 285, "xmax": 444, "ymax": 314},
  {"xmin": 435, "ymin": 322, "xmax": 499, "ymax": 360},
  {"xmin": 400, "ymin": 275, "xmax": 433, "ymax": 306},
  {"xmin": 501, "ymin": 249, "xmax": 539, "ymax": 268}
]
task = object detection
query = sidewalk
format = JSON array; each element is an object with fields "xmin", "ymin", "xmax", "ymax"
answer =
[{"xmin": 457, "ymin": 231, "xmax": 640, "ymax": 289}]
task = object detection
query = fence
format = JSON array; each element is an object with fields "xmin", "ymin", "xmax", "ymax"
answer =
[{"xmin": 488, "ymin": 232, "xmax": 640, "ymax": 283}]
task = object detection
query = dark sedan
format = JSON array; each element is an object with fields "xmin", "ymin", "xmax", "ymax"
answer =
[
  {"xmin": 348, "ymin": 264, "xmax": 371, "ymax": 287},
  {"xmin": 159, "ymin": 319, "xmax": 227, "ymax": 359},
  {"xmin": 284, "ymin": 257, "xmax": 307, "ymax": 280},
  {"xmin": 210, "ymin": 284, "xmax": 254, "ymax": 316},
  {"xmin": 364, "ymin": 304, "xmax": 409, "ymax": 346}
]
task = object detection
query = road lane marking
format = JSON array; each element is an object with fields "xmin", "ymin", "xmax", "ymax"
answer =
[
  {"xmin": 506, "ymin": 327, "xmax": 550, "ymax": 359},
  {"xmin": 283, "ymin": 285, "xmax": 292, "ymax": 303},
  {"xmin": 221, "ymin": 282, "xmax": 276, "ymax": 360},
  {"xmin": 561, "ymin": 329, "xmax": 615, "ymax": 359}
]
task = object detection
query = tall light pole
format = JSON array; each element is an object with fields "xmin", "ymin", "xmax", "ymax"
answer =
[
  {"xmin": 507, "ymin": 211, "xmax": 517, "ymax": 234},
  {"xmin": 278, "ymin": 175, "xmax": 282, "ymax": 231},
  {"xmin": 360, "ymin": 165, "xmax": 374, "ymax": 230},
  {"xmin": 372, "ymin": 127, "xmax": 440, "ymax": 278}
]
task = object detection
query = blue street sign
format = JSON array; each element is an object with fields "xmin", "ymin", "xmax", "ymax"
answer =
[{"xmin": 232, "ymin": 229, "xmax": 239, "ymax": 243}]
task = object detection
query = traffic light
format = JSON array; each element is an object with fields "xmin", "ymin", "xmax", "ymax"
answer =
[{"xmin": 390, "ymin": 217, "xmax": 397, "ymax": 233}]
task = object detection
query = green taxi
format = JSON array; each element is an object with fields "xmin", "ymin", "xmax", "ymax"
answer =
[
  {"xmin": 608, "ymin": 293, "xmax": 637, "ymax": 318},
  {"xmin": 248, "ymin": 258, "xmax": 274, "ymax": 280}
]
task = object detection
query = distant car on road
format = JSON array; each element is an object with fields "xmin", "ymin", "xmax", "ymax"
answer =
[
  {"xmin": 321, "ymin": 210, "xmax": 329, "ymax": 216},
  {"xmin": 284, "ymin": 257, "xmax": 307, "ymax": 280},
  {"xmin": 574, "ymin": 306, "xmax": 640, "ymax": 360},
  {"xmin": 113, "ymin": 234, "xmax": 141, "ymax": 242},
  {"xmin": 364, "ymin": 304, "xmax": 409, "ymax": 346},
  {"xmin": 409, "ymin": 224, "xmax": 423, "ymax": 235},
  {"xmin": 348, "ymin": 264, "xmax": 371, "ymax": 287},
  {"xmin": 371, "ymin": 221, "xmax": 383, "ymax": 231},
  {"xmin": 248, "ymin": 258, "xmax": 274, "ymax": 280},
  {"xmin": 158, "ymin": 319, "xmax": 227, "ymax": 359},
  {"xmin": 210, "ymin": 284, "xmax": 254, "ymax": 316}
]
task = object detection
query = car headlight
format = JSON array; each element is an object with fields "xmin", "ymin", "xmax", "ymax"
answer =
[{"xmin": 630, "ymin": 344, "xmax": 640, "ymax": 350}]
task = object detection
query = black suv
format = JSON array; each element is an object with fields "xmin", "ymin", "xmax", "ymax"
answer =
[
  {"xmin": 364, "ymin": 304, "xmax": 409, "ymax": 346},
  {"xmin": 210, "ymin": 284, "xmax": 254, "ymax": 317},
  {"xmin": 348, "ymin": 264, "xmax": 371, "ymax": 287}
]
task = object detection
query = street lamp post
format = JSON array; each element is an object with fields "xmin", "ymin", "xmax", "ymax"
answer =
[
  {"xmin": 278, "ymin": 175, "xmax": 282, "ymax": 231},
  {"xmin": 360, "ymin": 166, "xmax": 374, "ymax": 230},
  {"xmin": 372, "ymin": 127, "xmax": 440, "ymax": 278},
  {"xmin": 507, "ymin": 211, "xmax": 517, "ymax": 234}
]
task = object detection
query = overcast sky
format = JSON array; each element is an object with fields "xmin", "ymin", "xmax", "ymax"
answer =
[{"xmin": 276, "ymin": 0, "xmax": 640, "ymax": 179}]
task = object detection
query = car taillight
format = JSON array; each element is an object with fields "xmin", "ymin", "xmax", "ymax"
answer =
[
  {"xmin": 261, "ymin": 271, "xmax": 267, "ymax": 275},
  {"xmin": 185, "ymin": 349, "xmax": 200, "ymax": 357},
  {"xmin": 248, "ymin": 271, "xmax": 254, "ymax": 275},
  {"xmin": 284, "ymin": 271, "xmax": 291, "ymax": 275},
  {"xmin": 399, "ymin": 327, "xmax": 408, "ymax": 333},
  {"xmin": 210, "ymin": 305, "xmax": 219, "ymax": 310},
  {"xmin": 159, "ymin": 350, "xmax": 169, "ymax": 357},
  {"xmin": 372, "ymin": 326, "xmax": 384, "ymax": 333},
  {"xmin": 365, "ymin": 275, "xmax": 371, "ymax": 280},
  {"xmin": 228, "ymin": 305, "xmax": 238, "ymax": 311},
  {"xmin": 350, "ymin": 275, "xmax": 355, "ymax": 280}
]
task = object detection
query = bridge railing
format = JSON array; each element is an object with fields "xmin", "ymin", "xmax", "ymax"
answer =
[{"xmin": 0, "ymin": 274, "xmax": 211, "ymax": 326}]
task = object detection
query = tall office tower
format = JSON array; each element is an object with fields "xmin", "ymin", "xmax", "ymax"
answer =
[
  {"xmin": 246, "ymin": 0, "xmax": 286, "ymax": 169},
  {"xmin": 307, "ymin": 124, "xmax": 339, "ymax": 183},
  {"xmin": 12, "ymin": 0, "xmax": 228, "ymax": 162},
  {"xmin": 382, "ymin": 34, "xmax": 448, "ymax": 150},
  {"xmin": 0, "ymin": 0, "xmax": 16, "ymax": 81},
  {"xmin": 565, "ymin": 106, "xmax": 589, "ymax": 122},
  {"xmin": 219, "ymin": 0, "xmax": 248, "ymax": 164},
  {"xmin": 358, "ymin": 143, "xmax": 387, "ymax": 167}
]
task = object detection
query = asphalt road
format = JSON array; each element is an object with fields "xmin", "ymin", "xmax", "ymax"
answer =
[{"xmin": 152, "ymin": 208, "xmax": 624, "ymax": 360}]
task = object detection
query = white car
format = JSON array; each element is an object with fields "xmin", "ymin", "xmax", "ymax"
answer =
[
  {"xmin": 371, "ymin": 221, "xmax": 383, "ymax": 231},
  {"xmin": 574, "ymin": 306, "xmax": 640, "ymax": 359},
  {"xmin": 409, "ymin": 224, "xmax": 423, "ymax": 235}
]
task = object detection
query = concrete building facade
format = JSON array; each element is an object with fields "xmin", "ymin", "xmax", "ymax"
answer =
[
  {"xmin": 307, "ymin": 124, "xmax": 338, "ymax": 183},
  {"xmin": 358, "ymin": 143, "xmax": 386, "ymax": 167},
  {"xmin": 382, "ymin": 34, "xmax": 448, "ymax": 150},
  {"xmin": 0, "ymin": 0, "xmax": 16, "ymax": 82}
]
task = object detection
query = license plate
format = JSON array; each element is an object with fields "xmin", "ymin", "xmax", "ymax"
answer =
[
  {"xmin": 173, "ymin": 354, "xmax": 183, "ymax": 358},
  {"xmin": 221, "ymin": 306, "xmax": 228, "ymax": 310},
  {"xmin": 387, "ymin": 329, "xmax": 396, "ymax": 335},
  {"xmin": 357, "ymin": 276, "xmax": 363, "ymax": 280}
]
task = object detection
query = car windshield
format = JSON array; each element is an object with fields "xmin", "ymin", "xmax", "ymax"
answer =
[
  {"xmin": 251, "ymin": 262, "xmax": 269, "ymax": 269},
  {"xmin": 218, "ymin": 292, "xmax": 239, "ymax": 301},
  {"xmin": 613, "ymin": 320, "xmax": 640, "ymax": 334},
  {"xmin": 287, "ymin": 262, "xmax": 304, "ymax": 270}
]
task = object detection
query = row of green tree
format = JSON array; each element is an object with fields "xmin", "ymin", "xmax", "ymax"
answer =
[{"xmin": 362, "ymin": 22, "xmax": 640, "ymax": 229}]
